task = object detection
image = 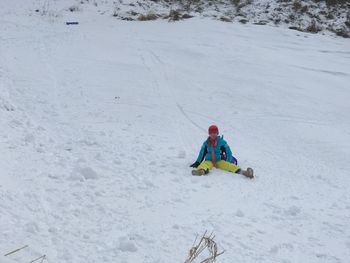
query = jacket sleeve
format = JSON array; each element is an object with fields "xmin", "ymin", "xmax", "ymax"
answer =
[
  {"xmin": 222, "ymin": 139, "xmax": 232, "ymax": 161},
  {"xmin": 196, "ymin": 142, "xmax": 207, "ymax": 163}
]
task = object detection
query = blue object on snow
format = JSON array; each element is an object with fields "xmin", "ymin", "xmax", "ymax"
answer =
[{"xmin": 66, "ymin": 22, "xmax": 79, "ymax": 25}]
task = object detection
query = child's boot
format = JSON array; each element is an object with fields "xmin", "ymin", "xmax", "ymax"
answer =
[
  {"xmin": 240, "ymin": 168, "xmax": 254, "ymax": 178},
  {"xmin": 192, "ymin": 169, "xmax": 207, "ymax": 176}
]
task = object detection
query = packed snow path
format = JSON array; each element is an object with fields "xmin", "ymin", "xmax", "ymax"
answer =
[{"xmin": 1, "ymin": 8, "xmax": 350, "ymax": 263}]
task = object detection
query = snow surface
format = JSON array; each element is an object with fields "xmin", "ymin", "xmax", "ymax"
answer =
[{"xmin": 1, "ymin": 1, "xmax": 350, "ymax": 263}]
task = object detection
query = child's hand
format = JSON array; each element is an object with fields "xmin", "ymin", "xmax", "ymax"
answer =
[{"xmin": 190, "ymin": 161, "xmax": 200, "ymax": 168}]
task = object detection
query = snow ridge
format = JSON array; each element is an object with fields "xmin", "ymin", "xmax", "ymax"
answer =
[{"xmin": 52, "ymin": 0, "xmax": 350, "ymax": 37}]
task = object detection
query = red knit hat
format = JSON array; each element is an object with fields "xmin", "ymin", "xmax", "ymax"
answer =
[{"xmin": 208, "ymin": 125, "xmax": 219, "ymax": 134}]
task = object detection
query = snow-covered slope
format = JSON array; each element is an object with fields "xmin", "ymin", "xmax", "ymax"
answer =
[{"xmin": 1, "ymin": 1, "xmax": 350, "ymax": 263}]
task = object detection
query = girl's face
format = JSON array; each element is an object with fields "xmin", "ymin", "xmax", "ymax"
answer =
[{"xmin": 209, "ymin": 132, "xmax": 218, "ymax": 140}]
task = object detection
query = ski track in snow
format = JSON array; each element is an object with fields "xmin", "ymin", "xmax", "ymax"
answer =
[{"xmin": 1, "ymin": 3, "xmax": 350, "ymax": 263}]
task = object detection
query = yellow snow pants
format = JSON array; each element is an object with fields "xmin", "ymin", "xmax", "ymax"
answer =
[{"xmin": 197, "ymin": 160, "xmax": 240, "ymax": 173}]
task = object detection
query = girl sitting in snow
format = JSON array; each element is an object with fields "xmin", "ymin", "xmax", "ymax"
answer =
[{"xmin": 190, "ymin": 125, "xmax": 254, "ymax": 178}]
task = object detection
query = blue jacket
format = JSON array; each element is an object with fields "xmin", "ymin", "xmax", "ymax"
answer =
[{"xmin": 196, "ymin": 136, "xmax": 233, "ymax": 163}]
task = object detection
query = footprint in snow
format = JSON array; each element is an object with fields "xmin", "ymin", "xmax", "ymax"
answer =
[
  {"xmin": 177, "ymin": 150, "xmax": 186, "ymax": 159},
  {"xmin": 114, "ymin": 159, "xmax": 122, "ymax": 165},
  {"xmin": 172, "ymin": 224, "xmax": 180, "ymax": 230},
  {"xmin": 269, "ymin": 243, "xmax": 294, "ymax": 254},
  {"xmin": 25, "ymin": 221, "xmax": 40, "ymax": 234},
  {"xmin": 171, "ymin": 177, "xmax": 180, "ymax": 183},
  {"xmin": 118, "ymin": 237, "xmax": 138, "ymax": 253},
  {"xmin": 345, "ymin": 241, "xmax": 350, "ymax": 249},
  {"xmin": 289, "ymin": 195, "xmax": 299, "ymax": 200},
  {"xmin": 95, "ymin": 153, "xmax": 104, "ymax": 161},
  {"xmin": 68, "ymin": 166, "xmax": 99, "ymax": 181},
  {"xmin": 235, "ymin": 209, "xmax": 245, "ymax": 217},
  {"xmin": 24, "ymin": 133, "xmax": 35, "ymax": 144},
  {"xmin": 284, "ymin": 206, "xmax": 301, "ymax": 216}
]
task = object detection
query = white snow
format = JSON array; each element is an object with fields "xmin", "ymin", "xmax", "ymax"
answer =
[{"xmin": 1, "ymin": 1, "xmax": 350, "ymax": 263}]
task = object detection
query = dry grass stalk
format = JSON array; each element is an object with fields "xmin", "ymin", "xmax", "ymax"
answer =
[
  {"xmin": 4, "ymin": 245, "xmax": 46, "ymax": 263},
  {"xmin": 29, "ymin": 254, "xmax": 46, "ymax": 263},
  {"xmin": 184, "ymin": 231, "xmax": 225, "ymax": 263},
  {"xmin": 4, "ymin": 245, "xmax": 29, "ymax": 257}
]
